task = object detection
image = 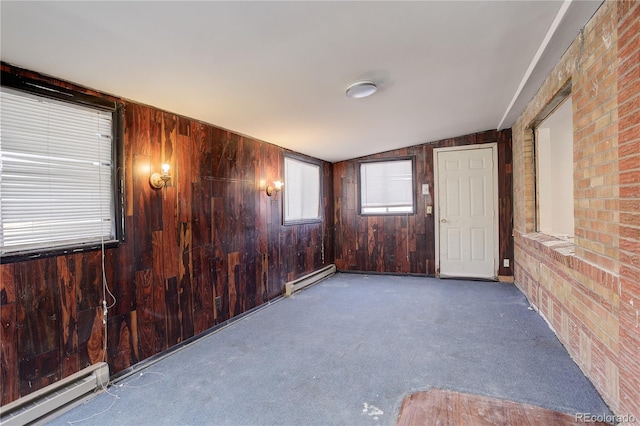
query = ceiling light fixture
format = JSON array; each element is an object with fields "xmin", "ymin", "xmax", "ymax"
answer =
[{"xmin": 345, "ymin": 80, "xmax": 377, "ymax": 99}]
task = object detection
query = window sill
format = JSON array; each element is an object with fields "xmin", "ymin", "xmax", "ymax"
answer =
[
  {"xmin": 283, "ymin": 218, "xmax": 323, "ymax": 226},
  {"xmin": 359, "ymin": 212, "xmax": 416, "ymax": 217},
  {"xmin": 523, "ymin": 232, "xmax": 575, "ymax": 255},
  {"xmin": 0, "ymin": 240, "xmax": 120, "ymax": 264}
]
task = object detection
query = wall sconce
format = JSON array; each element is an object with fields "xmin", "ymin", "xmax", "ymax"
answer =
[
  {"xmin": 266, "ymin": 180, "xmax": 283, "ymax": 200},
  {"xmin": 150, "ymin": 163, "xmax": 171, "ymax": 189}
]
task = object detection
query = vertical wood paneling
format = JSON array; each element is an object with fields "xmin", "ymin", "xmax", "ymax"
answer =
[
  {"xmin": 133, "ymin": 154, "xmax": 154, "ymax": 272},
  {"xmin": 76, "ymin": 308, "xmax": 97, "ymax": 368},
  {"xmin": 151, "ymin": 231, "xmax": 167, "ymax": 353},
  {"xmin": 164, "ymin": 276, "xmax": 181, "ymax": 346},
  {"xmin": 498, "ymin": 129, "xmax": 514, "ymax": 276},
  {"xmin": 1, "ymin": 263, "xmax": 18, "ymax": 404},
  {"xmin": 135, "ymin": 270, "xmax": 154, "ymax": 359},
  {"xmin": 192, "ymin": 245, "xmax": 214, "ymax": 335},
  {"xmin": 79, "ymin": 251, "xmax": 102, "ymax": 311},
  {"xmin": 85, "ymin": 307, "xmax": 105, "ymax": 365},
  {"xmin": 0, "ymin": 64, "xmax": 334, "ymax": 405},
  {"xmin": 191, "ymin": 123, "xmax": 215, "ymax": 334},
  {"xmin": 162, "ymin": 187, "xmax": 180, "ymax": 279},
  {"xmin": 105, "ymin": 216, "xmax": 136, "ymax": 318},
  {"xmin": 178, "ymin": 222, "xmax": 194, "ymax": 339},
  {"xmin": 18, "ymin": 349, "xmax": 60, "ymax": 395},
  {"xmin": 333, "ymin": 130, "xmax": 513, "ymax": 276},
  {"xmin": 177, "ymin": 117, "xmax": 191, "ymax": 224},
  {"xmin": 15, "ymin": 259, "xmax": 60, "ymax": 361},
  {"xmin": 212, "ymin": 194, "xmax": 230, "ymax": 324},
  {"xmin": 57, "ymin": 256, "xmax": 78, "ymax": 363},
  {"xmin": 228, "ymin": 251, "xmax": 240, "ymax": 318},
  {"xmin": 107, "ymin": 312, "xmax": 137, "ymax": 373}
]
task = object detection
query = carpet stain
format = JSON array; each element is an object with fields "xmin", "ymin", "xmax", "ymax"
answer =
[{"xmin": 363, "ymin": 402, "xmax": 384, "ymax": 420}]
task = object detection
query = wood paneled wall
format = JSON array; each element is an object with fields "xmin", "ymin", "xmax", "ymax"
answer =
[
  {"xmin": 0, "ymin": 64, "xmax": 512, "ymax": 408},
  {"xmin": 0, "ymin": 64, "xmax": 334, "ymax": 405},
  {"xmin": 333, "ymin": 130, "xmax": 513, "ymax": 276}
]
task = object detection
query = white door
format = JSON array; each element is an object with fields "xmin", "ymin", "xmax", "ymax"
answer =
[{"xmin": 436, "ymin": 146, "xmax": 497, "ymax": 279}]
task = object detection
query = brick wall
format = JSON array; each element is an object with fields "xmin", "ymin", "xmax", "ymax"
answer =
[
  {"xmin": 616, "ymin": 0, "xmax": 640, "ymax": 420},
  {"xmin": 512, "ymin": 0, "xmax": 639, "ymax": 420}
]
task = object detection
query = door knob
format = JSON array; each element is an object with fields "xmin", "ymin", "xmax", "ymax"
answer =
[{"xmin": 441, "ymin": 219, "xmax": 447, "ymax": 223}]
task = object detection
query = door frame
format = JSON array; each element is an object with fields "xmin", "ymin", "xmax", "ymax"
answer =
[{"xmin": 433, "ymin": 143, "xmax": 499, "ymax": 279}]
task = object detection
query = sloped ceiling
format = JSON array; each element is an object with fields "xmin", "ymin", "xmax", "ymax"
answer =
[{"xmin": 0, "ymin": 1, "xmax": 602, "ymax": 162}]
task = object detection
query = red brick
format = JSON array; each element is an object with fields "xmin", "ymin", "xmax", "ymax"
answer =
[
  {"xmin": 620, "ymin": 169, "xmax": 640, "ymax": 185},
  {"xmin": 599, "ymin": 232, "xmax": 614, "ymax": 246},
  {"xmin": 619, "ymin": 28, "xmax": 640, "ymax": 57},
  {"xmin": 620, "ymin": 274, "xmax": 640, "ymax": 302},
  {"xmin": 619, "ymin": 92, "xmax": 640, "ymax": 119},
  {"xmin": 618, "ymin": 1, "xmax": 640, "ymax": 37},
  {"xmin": 620, "ymin": 248, "xmax": 640, "ymax": 268},
  {"xmin": 618, "ymin": 77, "xmax": 640, "ymax": 105},
  {"xmin": 620, "ymin": 212, "xmax": 640, "ymax": 227},
  {"xmin": 619, "ymin": 127, "xmax": 640, "ymax": 147},
  {"xmin": 620, "ymin": 224, "xmax": 640, "ymax": 240},
  {"xmin": 619, "ymin": 155, "xmax": 640, "ymax": 172},
  {"xmin": 620, "ymin": 110, "xmax": 640, "ymax": 133},
  {"xmin": 596, "ymin": 163, "xmax": 615, "ymax": 175},
  {"xmin": 620, "ymin": 237, "xmax": 640, "ymax": 254},
  {"xmin": 620, "ymin": 184, "xmax": 640, "ymax": 198},
  {"xmin": 620, "ymin": 43, "xmax": 640, "ymax": 74},
  {"xmin": 605, "ymin": 199, "xmax": 619, "ymax": 210},
  {"xmin": 514, "ymin": 0, "xmax": 640, "ymax": 417}
]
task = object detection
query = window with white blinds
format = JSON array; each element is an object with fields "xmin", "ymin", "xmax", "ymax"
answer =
[
  {"xmin": 0, "ymin": 86, "xmax": 117, "ymax": 256},
  {"xmin": 284, "ymin": 156, "xmax": 322, "ymax": 223},
  {"xmin": 360, "ymin": 158, "xmax": 415, "ymax": 215}
]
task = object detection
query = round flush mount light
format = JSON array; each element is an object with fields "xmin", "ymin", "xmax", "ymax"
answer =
[{"xmin": 345, "ymin": 80, "xmax": 377, "ymax": 99}]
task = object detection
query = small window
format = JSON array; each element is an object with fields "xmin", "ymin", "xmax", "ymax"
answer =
[
  {"xmin": 535, "ymin": 96, "xmax": 574, "ymax": 239},
  {"xmin": 283, "ymin": 155, "xmax": 322, "ymax": 224},
  {"xmin": 360, "ymin": 158, "xmax": 415, "ymax": 215},
  {"xmin": 0, "ymin": 76, "xmax": 122, "ymax": 258}
]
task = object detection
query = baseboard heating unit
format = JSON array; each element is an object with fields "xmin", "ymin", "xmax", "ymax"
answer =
[
  {"xmin": 0, "ymin": 362, "xmax": 109, "ymax": 426},
  {"xmin": 284, "ymin": 264, "xmax": 336, "ymax": 296}
]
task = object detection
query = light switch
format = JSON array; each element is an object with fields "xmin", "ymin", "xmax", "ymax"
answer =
[
  {"xmin": 422, "ymin": 184, "xmax": 430, "ymax": 195},
  {"xmin": 426, "ymin": 206, "xmax": 432, "ymax": 214}
]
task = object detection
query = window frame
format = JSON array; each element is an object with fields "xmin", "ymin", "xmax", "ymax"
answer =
[
  {"xmin": 282, "ymin": 153, "xmax": 323, "ymax": 225},
  {"xmin": 0, "ymin": 71, "xmax": 125, "ymax": 263},
  {"xmin": 530, "ymin": 81, "xmax": 574, "ymax": 240},
  {"xmin": 358, "ymin": 156, "xmax": 417, "ymax": 216}
]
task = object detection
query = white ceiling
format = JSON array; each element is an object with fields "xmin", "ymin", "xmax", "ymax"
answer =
[{"xmin": 1, "ymin": 1, "xmax": 602, "ymax": 162}]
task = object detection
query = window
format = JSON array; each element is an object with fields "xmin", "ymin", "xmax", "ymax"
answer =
[
  {"xmin": 0, "ymin": 74, "xmax": 122, "ymax": 258},
  {"xmin": 360, "ymin": 158, "xmax": 415, "ymax": 215},
  {"xmin": 283, "ymin": 155, "xmax": 321, "ymax": 224},
  {"xmin": 535, "ymin": 95, "xmax": 574, "ymax": 239}
]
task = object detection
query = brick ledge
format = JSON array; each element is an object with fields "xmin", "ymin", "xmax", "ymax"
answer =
[{"xmin": 515, "ymin": 230, "xmax": 619, "ymax": 294}]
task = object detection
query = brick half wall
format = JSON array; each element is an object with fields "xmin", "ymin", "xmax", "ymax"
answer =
[{"xmin": 512, "ymin": 0, "xmax": 639, "ymax": 419}]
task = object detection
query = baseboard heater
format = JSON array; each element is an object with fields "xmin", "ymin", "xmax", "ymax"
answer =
[
  {"xmin": 284, "ymin": 264, "xmax": 336, "ymax": 296},
  {"xmin": 0, "ymin": 362, "xmax": 109, "ymax": 426}
]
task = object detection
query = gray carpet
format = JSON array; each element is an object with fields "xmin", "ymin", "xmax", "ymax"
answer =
[{"xmin": 48, "ymin": 273, "xmax": 611, "ymax": 425}]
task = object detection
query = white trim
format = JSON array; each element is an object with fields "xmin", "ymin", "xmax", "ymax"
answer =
[
  {"xmin": 497, "ymin": 0, "xmax": 573, "ymax": 130},
  {"xmin": 433, "ymin": 143, "xmax": 499, "ymax": 279}
]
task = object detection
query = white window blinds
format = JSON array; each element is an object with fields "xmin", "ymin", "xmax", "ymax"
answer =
[
  {"xmin": 0, "ymin": 86, "xmax": 116, "ymax": 255},
  {"xmin": 360, "ymin": 159, "xmax": 414, "ymax": 214},
  {"xmin": 284, "ymin": 156, "xmax": 321, "ymax": 223}
]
